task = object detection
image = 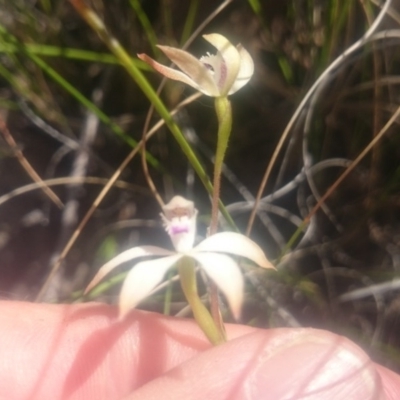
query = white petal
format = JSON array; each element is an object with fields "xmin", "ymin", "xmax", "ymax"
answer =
[
  {"xmin": 228, "ymin": 44, "xmax": 254, "ymax": 95},
  {"xmin": 84, "ymin": 246, "xmax": 174, "ymax": 294},
  {"xmin": 138, "ymin": 53, "xmax": 206, "ymax": 93},
  {"xmin": 119, "ymin": 254, "xmax": 183, "ymax": 319},
  {"xmin": 157, "ymin": 46, "xmax": 219, "ymax": 96},
  {"xmin": 202, "ymin": 34, "xmax": 240, "ymax": 96},
  {"xmin": 191, "ymin": 252, "xmax": 243, "ymax": 320},
  {"xmin": 194, "ymin": 232, "xmax": 275, "ymax": 270}
]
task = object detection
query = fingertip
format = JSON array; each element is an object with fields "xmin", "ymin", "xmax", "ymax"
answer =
[{"xmin": 245, "ymin": 329, "xmax": 381, "ymax": 400}]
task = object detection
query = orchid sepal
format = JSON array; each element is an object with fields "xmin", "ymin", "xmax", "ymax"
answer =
[{"xmin": 84, "ymin": 245, "xmax": 175, "ymax": 294}]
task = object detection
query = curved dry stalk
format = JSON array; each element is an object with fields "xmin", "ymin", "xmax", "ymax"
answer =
[
  {"xmin": 141, "ymin": 101, "xmax": 165, "ymax": 209},
  {"xmin": 305, "ymin": 101, "xmax": 400, "ymax": 224},
  {"xmin": 371, "ymin": 0, "xmax": 400, "ymax": 24},
  {"xmin": 339, "ymin": 278, "xmax": 400, "ymax": 303},
  {"xmin": 0, "ymin": 176, "xmax": 145, "ymax": 207},
  {"xmin": 338, "ymin": 75, "xmax": 400, "ymax": 97},
  {"xmin": 302, "ymin": 71, "xmax": 343, "ymax": 233},
  {"xmin": 361, "ymin": 1, "xmax": 385, "ymax": 209},
  {"xmin": 226, "ymin": 158, "xmax": 354, "ymax": 215},
  {"xmin": 0, "ymin": 116, "xmax": 63, "ymax": 209},
  {"xmin": 246, "ymin": 0, "xmax": 393, "ymax": 235}
]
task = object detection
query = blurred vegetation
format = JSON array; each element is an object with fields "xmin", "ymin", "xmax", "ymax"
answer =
[{"xmin": 0, "ymin": 0, "xmax": 400, "ymax": 371}]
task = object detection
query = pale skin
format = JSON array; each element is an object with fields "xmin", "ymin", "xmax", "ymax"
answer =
[{"xmin": 1, "ymin": 301, "xmax": 400, "ymax": 400}]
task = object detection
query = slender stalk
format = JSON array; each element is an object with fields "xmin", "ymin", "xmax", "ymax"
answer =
[
  {"xmin": 180, "ymin": 0, "xmax": 199, "ymax": 46},
  {"xmin": 208, "ymin": 96, "xmax": 232, "ymax": 336},
  {"xmin": 209, "ymin": 96, "xmax": 232, "ymax": 234},
  {"xmin": 178, "ymin": 257, "xmax": 226, "ymax": 345},
  {"xmin": 129, "ymin": 0, "xmax": 160, "ymax": 57},
  {"xmin": 163, "ymin": 270, "xmax": 174, "ymax": 315}
]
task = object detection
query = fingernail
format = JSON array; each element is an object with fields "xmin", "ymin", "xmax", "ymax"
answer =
[{"xmin": 246, "ymin": 329, "xmax": 382, "ymax": 400}]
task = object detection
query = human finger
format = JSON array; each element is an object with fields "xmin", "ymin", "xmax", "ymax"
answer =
[{"xmin": 0, "ymin": 300, "xmax": 252, "ymax": 399}]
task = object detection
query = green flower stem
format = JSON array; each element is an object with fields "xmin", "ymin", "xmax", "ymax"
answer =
[
  {"xmin": 208, "ymin": 96, "xmax": 232, "ymax": 337},
  {"xmin": 163, "ymin": 269, "xmax": 174, "ymax": 315},
  {"xmin": 178, "ymin": 257, "xmax": 226, "ymax": 345},
  {"xmin": 180, "ymin": 0, "xmax": 199, "ymax": 46},
  {"xmin": 210, "ymin": 96, "xmax": 232, "ymax": 234}
]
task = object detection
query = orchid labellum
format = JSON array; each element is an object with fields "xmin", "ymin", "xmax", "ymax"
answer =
[
  {"xmin": 85, "ymin": 196, "xmax": 275, "ymax": 321},
  {"xmin": 138, "ymin": 33, "xmax": 254, "ymax": 97}
]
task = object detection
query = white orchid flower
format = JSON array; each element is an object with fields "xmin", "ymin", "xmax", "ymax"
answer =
[
  {"xmin": 138, "ymin": 33, "xmax": 254, "ymax": 97},
  {"xmin": 85, "ymin": 196, "xmax": 274, "ymax": 320}
]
